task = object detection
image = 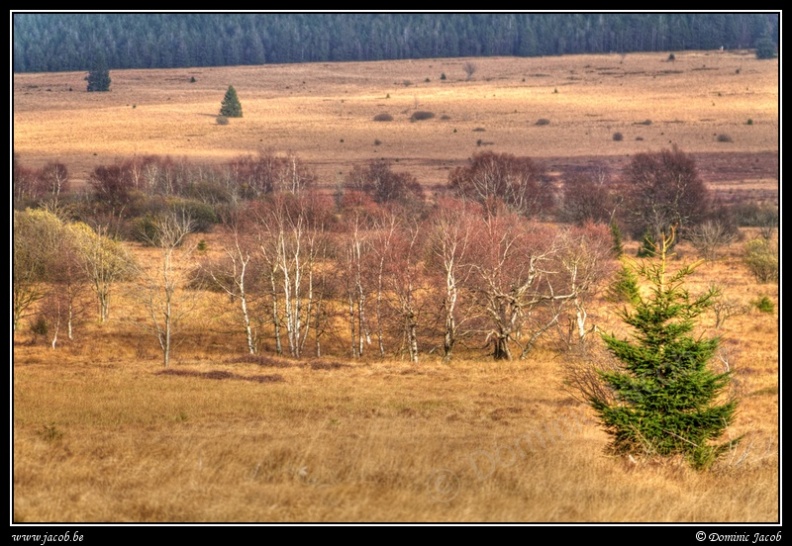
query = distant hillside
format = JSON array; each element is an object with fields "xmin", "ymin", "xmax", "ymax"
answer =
[{"xmin": 12, "ymin": 13, "xmax": 778, "ymax": 73}]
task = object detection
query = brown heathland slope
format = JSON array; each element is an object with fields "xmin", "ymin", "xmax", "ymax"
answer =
[{"xmin": 13, "ymin": 50, "xmax": 778, "ymax": 192}]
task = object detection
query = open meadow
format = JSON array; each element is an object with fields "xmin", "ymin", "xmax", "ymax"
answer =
[{"xmin": 12, "ymin": 51, "xmax": 779, "ymax": 523}]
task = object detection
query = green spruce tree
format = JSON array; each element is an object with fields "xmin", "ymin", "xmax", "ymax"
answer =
[
  {"xmin": 219, "ymin": 85, "xmax": 243, "ymax": 118},
  {"xmin": 590, "ymin": 229, "xmax": 739, "ymax": 469},
  {"xmin": 86, "ymin": 55, "xmax": 111, "ymax": 92}
]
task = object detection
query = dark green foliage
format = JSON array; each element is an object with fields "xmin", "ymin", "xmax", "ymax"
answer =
[
  {"xmin": 636, "ymin": 233, "xmax": 657, "ymax": 257},
  {"xmin": 752, "ymin": 296, "xmax": 773, "ymax": 314},
  {"xmin": 610, "ymin": 223, "xmax": 624, "ymax": 257},
  {"xmin": 130, "ymin": 214, "xmax": 160, "ymax": 246},
  {"xmin": 13, "ymin": 14, "xmax": 778, "ymax": 73},
  {"xmin": 30, "ymin": 315, "xmax": 49, "ymax": 336},
  {"xmin": 605, "ymin": 262, "xmax": 640, "ymax": 304},
  {"xmin": 591, "ymin": 232, "xmax": 739, "ymax": 470},
  {"xmin": 219, "ymin": 85, "xmax": 242, "ymax": 118},
  {"xmin": 755, "ymin": 34, "xmax": 777, "ymax": 59},
  {"xmin": 86, "ymin": 56, "xmax": 111, "ymax": 92}
]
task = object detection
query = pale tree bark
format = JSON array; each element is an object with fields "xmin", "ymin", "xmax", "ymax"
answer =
[
  {"xmin": 554, "ymin": 224, "xmax": 618, "ymax": 350},
  {"xmin": 471, "ymin": 212, "xmax": 576, "ymax": 360},
  {"xmin": 256, "ymin": 195, "xmax": 326, "ymax": 358},
  {"xmin": 428, "ymin": 199, "xmax": 474, "ymax": 360},
  {"xmin": 207, "ymin": 231, "xmax": 258, "ymax": 355},
  {"xmin": 383, "ymin": 214, "xmax": 423, "ymax": 363},
  {"xmin": 371, "ymin": 214, "xmax": 398, "ymax": 357},
  {"xmin": 141, "ymin": 210, "xmax": 196, "ymax": 368},
  {"xmin": 258, "ymin": 225, "xmax": 284, "ymax": 355},
  {"xmin": 341, "ymin": 214, "xmax": 370, "ymax": 359}
]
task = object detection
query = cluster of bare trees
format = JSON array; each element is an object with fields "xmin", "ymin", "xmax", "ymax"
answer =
[
  {"xmin": 195, "ymin": 193, "xmax": 616, "ymax": 363},
  {"xmin": 13, "ymin": 157, "xmax": 71, "ymax": 212},
  {"xmin": 17, "ymin": 146, "xmax": 765, "ymax": 365}
]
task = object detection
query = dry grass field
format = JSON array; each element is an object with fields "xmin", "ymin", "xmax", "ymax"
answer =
[
  {"xmin": 13, "ymin": 50, "xmax": 778, "ymax": 192},
  {"xmin": 12, "ymin": 51, "xmax": 779, "ymax": 523}
]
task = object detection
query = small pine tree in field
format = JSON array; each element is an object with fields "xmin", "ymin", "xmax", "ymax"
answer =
[
  {"xmin": 219, "ymin": 85, "xmax": 243, "ymax": 118},
  {"xmin": 755, "ymin": 34, "xmax": 777, "ymax": 60},
  {"xmin": 590, "ymin": 229, "xmax": 739, "ymax": 470},
  {"xmin": 86, "ymin": 56, "xmax": 111, "ymax": 92}
]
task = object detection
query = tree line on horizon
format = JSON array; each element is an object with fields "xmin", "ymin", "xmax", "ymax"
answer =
[{"xmin": 13, "ymin": 13, "xmax": 778, "ymax": 73}]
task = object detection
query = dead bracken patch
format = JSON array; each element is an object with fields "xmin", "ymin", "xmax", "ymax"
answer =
[
  {"xmin": 156, "ymin": 368, "xmax": 284, "ymax": 383},
  {"xmin": 226, "ymin": 355, "xmax": 292, "ymax": 368},
  {"xmin": 309, "ymin": 360, "xmax": 349, "ymax": 370}
]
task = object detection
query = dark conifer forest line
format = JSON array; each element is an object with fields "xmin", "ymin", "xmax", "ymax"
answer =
[{"xmin": 13, "ymin": 13, "xmax": 779, "ymax": 73}]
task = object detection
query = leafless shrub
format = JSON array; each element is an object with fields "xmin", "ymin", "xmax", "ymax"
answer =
[
  {"xmin": 688, "ymin": 220, "xmax": 736, "ymax": 260},
  {"xmin": 463, "ymin": 61, "xmax": 477, "ymax": 81},
  {"xmin": 711, "ymin": 296, "xmax": 748, "ymax": 329}
]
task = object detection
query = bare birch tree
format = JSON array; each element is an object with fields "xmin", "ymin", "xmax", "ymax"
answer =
[
  {"xmin": 140, "ymin": 210, "xmax": 196, "ymax": 367},
  {"xmin": 384, "ymin": 214, "xmax": 424, "ymax": 363},
  {"xmin": 340, "ymin": 211, "xmax": 372, "ymax": 359},
  {"xmin": 426, "ymin": 198, "xmax": 476, "ymax": 360},
  {"xmin": 255, "ymin": 195, "xmax": 329, "ymax": 358},
  {"xmin": 554, "ymin": 223, "xmax": 618, "ymax": 350},
  {"xmin": 204, "ymin": 229, "xmax": 259, "ymax": 355},
  {"xmin": 469, "ymin": 209, "xmax": 576, "ymax": 360}
]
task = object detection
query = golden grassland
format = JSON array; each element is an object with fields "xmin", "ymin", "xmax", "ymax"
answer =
[
  {"xmin": 12, "ymin": 51, "xmax": 779, "ymax": 523},
  {"xmin": 13, "ymin": 50, "xmax": 778, "ymax": 188},
  {"xmin": 12, "ymin": 236, "xmax": 779, "ymax": 523}
]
